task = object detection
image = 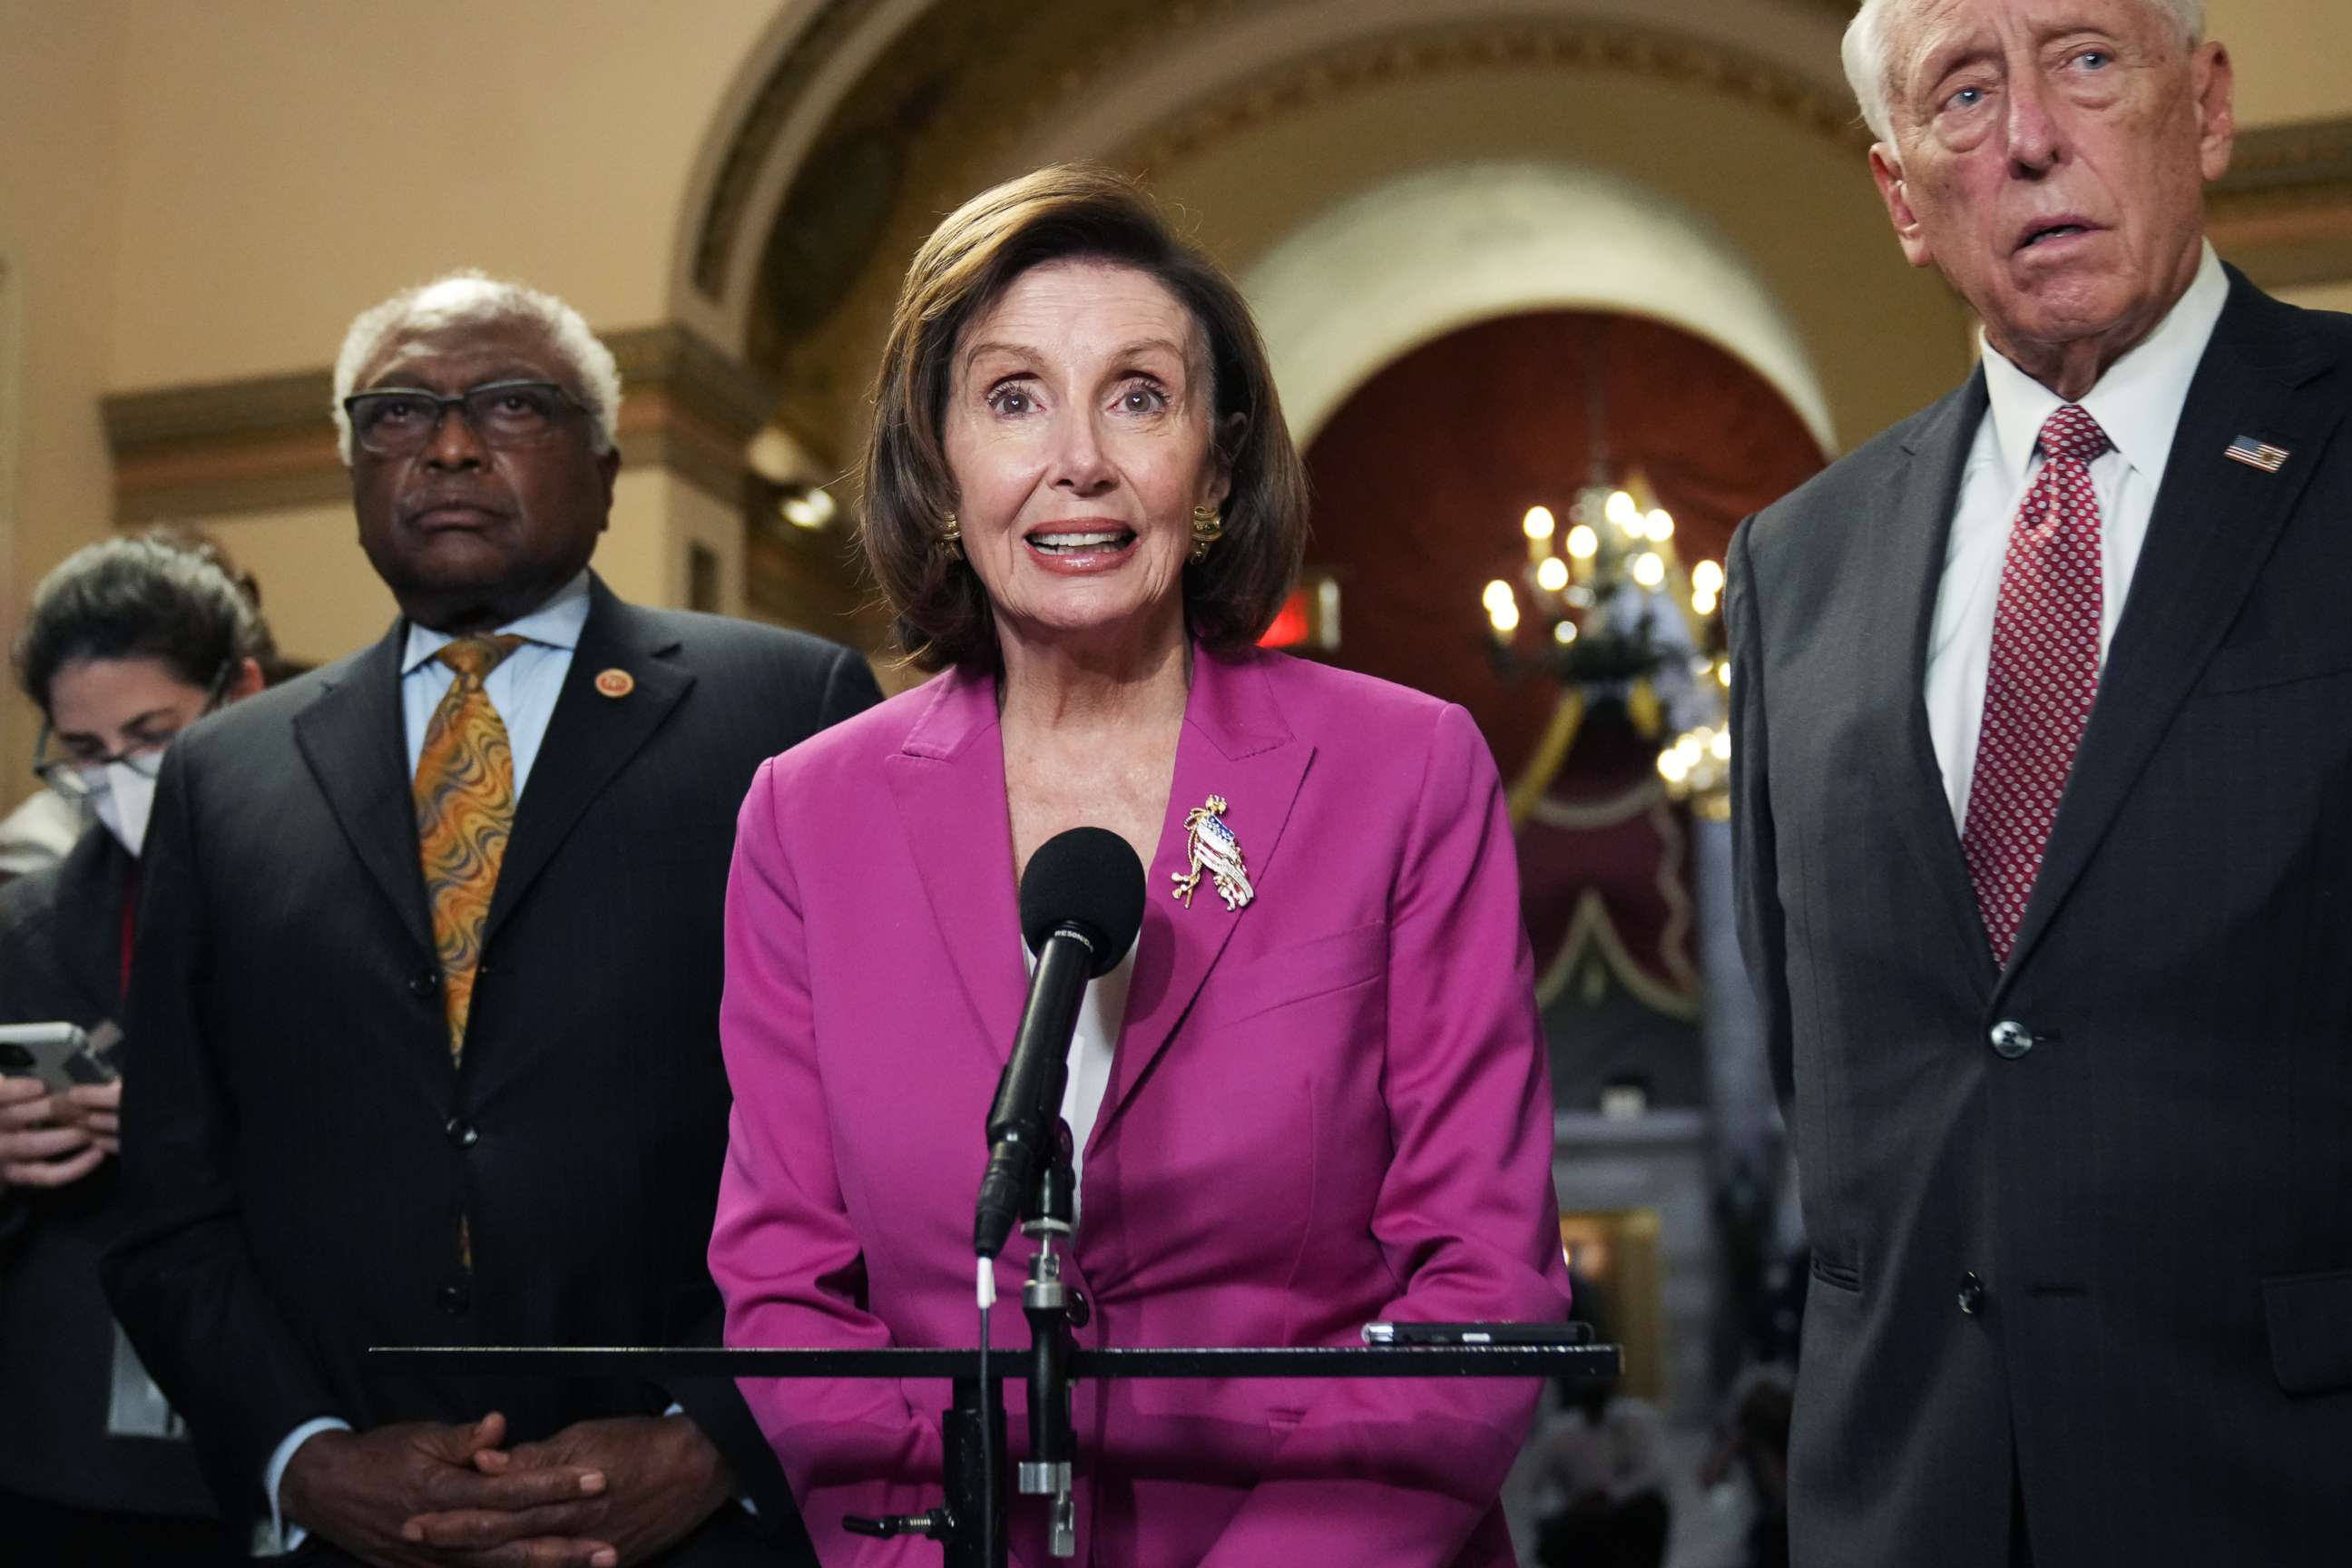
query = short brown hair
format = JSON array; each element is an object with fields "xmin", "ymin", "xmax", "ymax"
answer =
[{"xmin": 861, "ymin": 163, "xmax": 1308, "ymax": 671}]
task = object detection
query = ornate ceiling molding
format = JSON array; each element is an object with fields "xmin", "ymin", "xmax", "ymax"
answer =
[
  {"xmin": 690, "ymin": 0, "xmax": 889, "ymax": 304},
  {"xmin": 1126, "ymin": 17, "xmax": 1873, "ymax": 171},
  {"xmin": 102, "ymin": 325, "xmax": 775, "ymax": 524}
]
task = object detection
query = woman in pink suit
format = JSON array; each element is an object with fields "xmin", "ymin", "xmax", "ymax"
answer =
[{"xmin": 710, "ymin": 164, "xmax": 1571, "ymax": 1566}]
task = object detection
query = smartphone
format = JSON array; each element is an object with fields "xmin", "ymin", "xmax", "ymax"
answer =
[
  {"xmin": 0, "ymin": 1023, "xmax": 119, "ymax": 1095},
  {"xmin": 1360, "ymin": 1320, "xmax": 1595, "ymax": 1347}
]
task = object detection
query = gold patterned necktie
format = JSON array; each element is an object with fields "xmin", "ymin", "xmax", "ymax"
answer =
[{"xmin": 414, "ymin": 634, "xmax": 527, "ymax": 1062}]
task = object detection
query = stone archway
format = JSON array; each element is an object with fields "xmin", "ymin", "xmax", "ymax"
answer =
[
  {"xmin": 1244, "ymin": 160, "xmax": 1838, "ymax": 452},
  {"xmin": 666, "ymin": 0, "xmax": 1866, "ymax": 372}
]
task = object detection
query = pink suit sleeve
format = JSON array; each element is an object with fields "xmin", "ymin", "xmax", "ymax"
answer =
[
  {"xmin": 1198, "ymin": 702, "xmax": 1573, "ymax": 1566},
  {"xmin": 710, "ymin": 759, "xmax": 954, "ymax": 1565}
]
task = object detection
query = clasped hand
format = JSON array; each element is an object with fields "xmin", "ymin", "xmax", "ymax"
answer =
[
  {"xmin": 0, "ymin": 1073, "xmax": 119, "ymax": 1189},
  {"xmin": 285, "ymin": 1411, "xmax": 732, "ymax": 1568}
]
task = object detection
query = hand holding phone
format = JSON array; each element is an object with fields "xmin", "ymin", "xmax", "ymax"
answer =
[
  {"xmin": 0, "ymin": 1024, "xmax": 114, "ymax": 1190},
  {"xmin": 0, "ymin": 1023, "xmax": 118, "ymax": 1094}
]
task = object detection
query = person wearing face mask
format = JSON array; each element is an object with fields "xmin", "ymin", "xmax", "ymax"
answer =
[{"xmin": 0, "ymin": 530, "xmax": 271, "ymax": 1563}]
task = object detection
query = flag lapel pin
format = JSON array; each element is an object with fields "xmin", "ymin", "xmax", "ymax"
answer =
[{"xmin": 2224, "ymin": 435, "xmax": 2289, "ymax": 474}]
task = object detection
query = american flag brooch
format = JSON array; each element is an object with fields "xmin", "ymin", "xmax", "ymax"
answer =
[{"xmin": 1171, "ymin": 795, "xmax": 1255, "ymax": 913}]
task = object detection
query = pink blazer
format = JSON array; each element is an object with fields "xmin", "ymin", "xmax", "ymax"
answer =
[{"xmin": 710, "ymin": 643, "xmax": 1570, "ymax": 1566}]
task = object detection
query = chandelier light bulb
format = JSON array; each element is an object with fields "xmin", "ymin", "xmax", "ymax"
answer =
[
  {"xmin": 1632, "ymin": 552, "xmax": 1666, "ymax": 588},
  {"xmin": 1566, "ymin": 524, "xmax": 1600, "ymax": 560},
  {"xmin": 1489, "ymin": 602, "xmax": 1522, "ymax": 634},
  {"xmin": 1535, "ymin": 556, "xmax": 1570, "ymax": 592},
  {"xmin": 1692, "ymin": 559, "xmax": 1725, "ymax": 596},
  {"xmin": 1482, "ymin": 579, "xmax": 1515, "ymax": 612},
  {"xmin": 1523, "ymin": 505, "xmax": 1556, "ymax": 541},
  {"xmin": 1553, "ymin": 621, "xmax": 1579, "ymax": 645},
  {"xmin": 1645, "ymin": 510, "xmax": 1674, "ymax": 542},
  {"xmin": 1604, "ymin": 489, "xmax": 1641, "ymax": 532}
]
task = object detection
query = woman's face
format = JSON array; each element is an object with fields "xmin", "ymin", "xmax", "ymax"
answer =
[
  {"xmin": 942, "ymin": 258, "xmax": 1231, "ymax": 658},
  {"xmin": 44, "ymin": 655, "xmax": 220, "ymax": 769}
]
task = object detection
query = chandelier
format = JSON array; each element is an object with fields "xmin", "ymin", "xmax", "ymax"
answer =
[{"xmin": 1481, "ymin": 475, "xmax": 1731, "ymax": 819}]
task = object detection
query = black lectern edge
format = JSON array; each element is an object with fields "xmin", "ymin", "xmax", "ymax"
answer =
[
  {"xmin": 372, "ymin": 1344, "xmax": 1621, "ymax": 1379},
  {"xmin": 372, "ymin": 1342, "xmax": 1622, "ymax": 1564}
]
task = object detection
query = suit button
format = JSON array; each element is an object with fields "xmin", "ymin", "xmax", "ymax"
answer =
[
  {"xmin": 1988, "ymin": 1020, "xmax": 2034, "ymax": 1059},
  {"xmin": 445, "ymin": 1117, "xmax": 478, "ymax": 1149},
  {"xmin": 408, "ymin": 970, "xmax": 440, "ymax": 1000},
  {"xmin": 438, "ymin": 1281, "xmax": 471, "ymax": 1317},
  {"xmin": 1957, "ymin": 1272, "xmax": 1986, "ymax": 1317}
]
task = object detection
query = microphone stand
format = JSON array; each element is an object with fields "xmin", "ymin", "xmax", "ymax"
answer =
[
  {"xmin": 1018, "ymin": 1132, "xmax": 1083, "ymax": 1557},
  {"xmin": 853, "ymin": 1064, "xmax": 1081, "ymax": 1563}
]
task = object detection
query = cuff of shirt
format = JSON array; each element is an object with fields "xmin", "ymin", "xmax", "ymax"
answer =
[
  {"xmin": 262, "ymin": 1416, "xmax": 352, "ymax": 1555},
  {"xmin": 661, "ymin": 1401, "xmax": 756, "ymax": 1518}
]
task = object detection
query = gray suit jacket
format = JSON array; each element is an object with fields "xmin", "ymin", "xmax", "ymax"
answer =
[{"xmin": 1729, "ymin": 270, "xmax": 2352, "ymax": 1566}]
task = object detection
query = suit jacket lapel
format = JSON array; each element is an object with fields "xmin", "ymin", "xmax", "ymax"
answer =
[
  {"xmin": 1863, "ymin": 373, "xmax": 2000, "ymax": 985},
  {"xmin": 292, "ymin": 623, "xmax": 433, "ymax": 958},
  {"xmin": 484, "ymin": 578, "xmax": 691, "ymax": 946},
  {"xmin": 1097, "ymin": 648, "xmax": 1312, "ymax": 1144},
  {"xmin": 883, "ymin": 668, "xmax": 1027, "ymax": 1067},
  {"xmin": 2000, "ymin": 278, "xmax": 2343, "ymax": 985}
]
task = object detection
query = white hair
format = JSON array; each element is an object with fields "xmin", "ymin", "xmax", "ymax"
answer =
[
  {"xmin": 1842, "ymin": 0, "xmax": 2206, "ymax": 147},
  {"xmin": 329, "ymin": 270, "xmax": 622, "ymax": 465}
]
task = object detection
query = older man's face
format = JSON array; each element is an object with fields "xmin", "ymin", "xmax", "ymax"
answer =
[
  {"xmin": 1870, "ymin": 0, "xmax": 2233, "ymax": 389},
  {"xmin": 350, "ymin": 315, "xmax": 617, "ymax": 633}
]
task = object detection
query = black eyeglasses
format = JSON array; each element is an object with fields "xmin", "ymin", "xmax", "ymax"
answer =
[
  {"xmin": 341, "ymin": 379, "xmax": 584, "ymax": 457},
  {"xmin": 33, "ymin": 662, "xmax": 237, "ymax": 802}
]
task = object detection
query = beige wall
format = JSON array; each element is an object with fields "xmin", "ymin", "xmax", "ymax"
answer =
[
  {"xmin": 596, "ymin": 468, "xmax": 748, "ymax": 619},
  {"xmin": 0, "ymin": 0, "xmax": 782, "ymax": 776},
  {"xmin": 1, "ymin": 1, "xmax": 127, "ymax": 779},
  {"xmin": 105, "ymin": 0, "xmax": 779, "ymax": 388},
  {"xmin": 2210, "ymin": 0, "xmax": 2352, "ymax": 126},
  {"xmin": 2280, "ymin": 281, "xmax": 2352, "ymax": 314}
]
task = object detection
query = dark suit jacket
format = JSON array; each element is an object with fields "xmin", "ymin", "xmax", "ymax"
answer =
[
  {"xmin": 1729, "ymin": 270, "xmax": 2352, "ymax": 1566},
  {"xmin": 0, "ymin": 827, "xmax": 215, "ymax": 1518},
  {"xmin": 101, "ymin": 577, "xmax": 878, "ymax": 1562}
]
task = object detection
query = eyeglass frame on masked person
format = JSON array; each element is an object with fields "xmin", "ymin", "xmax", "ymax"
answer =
[
  {"xmin": 339, "ymin": 378, "xmax": 586, "ymax": 459},
  {"xmin": 31, "ymin": 660, "xmax": 239, "ymax": 803}
]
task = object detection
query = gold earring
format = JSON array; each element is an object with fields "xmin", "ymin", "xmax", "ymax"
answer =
[
  {"xmin": 940, "ymin": 512, "xmax": 962, "ymax": 558},
  {"xmin": 1189, "ymin": 504, "xmax": 1223, "ymax": 564}
]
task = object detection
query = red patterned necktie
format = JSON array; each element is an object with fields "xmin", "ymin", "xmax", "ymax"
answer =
[
  {"xmin": 1962, "ymin": 404, "xmax": 2110, "ymax": 966},
  {"xmin": 414, "ymin": 633, "xmax": 527, "ymax": 1060}
]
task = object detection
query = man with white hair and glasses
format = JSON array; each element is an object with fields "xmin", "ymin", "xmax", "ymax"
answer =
[
  {"xmin": 1728, "ymin": 1, "xmax": 2351, "ymax": 1563},
  {"xmin": 103, "ymin": 272, "xmax": 877, "ymax": 1566}
]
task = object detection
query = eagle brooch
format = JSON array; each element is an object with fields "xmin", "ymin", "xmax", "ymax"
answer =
[{"xmin": 1171, "ymin": 795, "xmax": 1255, "ymax": 912}]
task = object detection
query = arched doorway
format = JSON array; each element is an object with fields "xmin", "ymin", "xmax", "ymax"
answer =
[{"xmin": 1301, "ymin": 307, "xmax": 1822, "ymax": 1418}]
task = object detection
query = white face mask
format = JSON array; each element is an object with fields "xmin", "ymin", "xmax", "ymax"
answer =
[{"xmin": 93, "ymin": 762, "xmax": 159, "ymax": 858}]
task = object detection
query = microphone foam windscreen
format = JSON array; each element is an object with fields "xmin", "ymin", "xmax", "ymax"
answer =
[{"xmin": 1018, "ymin": 826, "xmax": 1147, "ymax": 975}]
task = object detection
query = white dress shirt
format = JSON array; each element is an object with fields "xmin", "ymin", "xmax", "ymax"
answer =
[
  {"xmin": 1925, "ymin": 243, "xmax": 2229, "ymax": 827},
  {"xmin": 1022, "ymin": 935, "xmax": 1139, "ymax": 1216},
  {"xmin": 262, "ymin": 571, "xmax": 593, "ymax": 1553}
]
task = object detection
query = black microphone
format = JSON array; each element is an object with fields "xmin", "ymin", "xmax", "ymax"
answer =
[{"xmin": 973, "ymin": 827, "xmax": 1145, "ymax": 1259}]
